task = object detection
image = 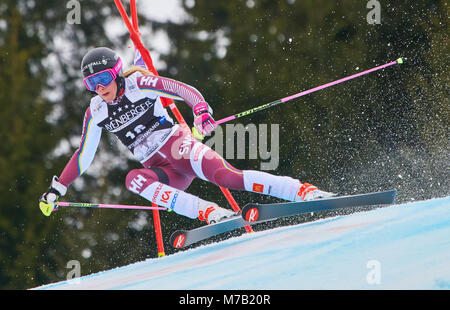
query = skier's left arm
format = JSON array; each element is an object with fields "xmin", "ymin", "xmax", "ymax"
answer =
[
  {"xmin": 39, "ymin": 107, "xmax": 102, "ymax": 216},
  {"xmin": 136, "ymin": 75, "xmax": 217, "ymax": 135}
]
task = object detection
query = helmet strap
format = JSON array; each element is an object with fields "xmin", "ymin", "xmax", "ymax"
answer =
[{"xmin": 114, "ymin": 76, "xmax": 125, "ymax": 101}]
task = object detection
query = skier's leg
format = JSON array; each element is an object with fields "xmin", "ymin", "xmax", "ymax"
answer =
[
  {"xmin": 240, "ymin": 170, "xmax": 335, "ymax": 201},
  {"xmin": 198, "ymin": 149, "xmax": 300, "ymax": 200},
  {"xmin": 125, "ymin": 167, "xmax": 198, "ymax": 218},
  {"xmin": 195, "ymin": 147, "xmax": 335, "ymax": 202}
]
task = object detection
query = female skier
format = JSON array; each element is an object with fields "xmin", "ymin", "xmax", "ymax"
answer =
[{"xmin": 39, "ymin": 47, "xmax": 334, "ymax": 224}]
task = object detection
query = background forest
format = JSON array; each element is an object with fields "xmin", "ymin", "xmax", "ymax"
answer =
[{"xmin": 0, "ymin": 0, "xmax": 448, "ymax": 289}]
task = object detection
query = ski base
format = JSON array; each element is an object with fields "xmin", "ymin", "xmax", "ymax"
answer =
[{"xmin": 242, "ymin": 189, "xmax": 397, "ymax": 223}]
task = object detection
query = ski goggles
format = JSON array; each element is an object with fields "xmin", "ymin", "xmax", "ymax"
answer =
[{"xmin": 83, "ymin": 58, "xmax": 123, "ymax": 91}]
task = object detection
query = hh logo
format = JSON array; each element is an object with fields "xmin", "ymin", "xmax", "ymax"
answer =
[
  {"xmin": 139, "ymin": 76, "xmax": 158, "ymax": 88},
  {"xmin": 128, "ymin": 175, "xmax": 147, "ymax": 194},
  {"xmin": 160, "ymin": 191, "xmax": 172, "ymax": 204},
  {"xmin": 252, "ymin": 183, "xmax": 264, "ymax": 193}
]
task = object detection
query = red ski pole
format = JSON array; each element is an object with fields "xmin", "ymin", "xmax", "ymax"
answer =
[
  {"xmin": 132, "ymin": 0, "xmax": 166, "ymax": 258},
  {"xmin": 115, "ymin": 0, "xmax": 169, "ymax": 256}
]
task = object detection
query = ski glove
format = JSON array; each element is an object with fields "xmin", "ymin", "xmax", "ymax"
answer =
[
  {"xmin": 39, "ymin": 176, "xmax": 67, "ymax": 216},
  {"xmin": 193, "ymin": 102, "xmax": 217, "ymax": 136}
]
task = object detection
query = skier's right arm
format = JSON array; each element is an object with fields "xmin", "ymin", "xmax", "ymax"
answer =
[
  {"xmin": 136, "ymin": 75, "xmax": 217, "ymax": 135},
  {"xmin": 39, "ymin": 107, "xmax": 102, "ymax": 216}
]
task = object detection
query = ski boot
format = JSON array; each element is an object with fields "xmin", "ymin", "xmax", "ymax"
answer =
[
  {"xmin": 296, "ymin": 183, "xmax": 336, "ymax": 201},
  {"xmin": 198, "ymin": 199, "xmax": 236, "ymax": 224}
]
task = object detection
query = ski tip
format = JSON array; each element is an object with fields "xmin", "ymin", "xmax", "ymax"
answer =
[
  {"xmin": 390, "ymin": 189, "xmax": 398, "ymax": 202},
  {"xmin": 396, "ymin": 57, "xmax": 404, "ymax": 64},
  {"xmin": 244, "ymin": 207, "xmax": 259, "ymax": 222},
  {"xmin": 170, "ymin": 231, "xmax": 186, "ymax": 248}
]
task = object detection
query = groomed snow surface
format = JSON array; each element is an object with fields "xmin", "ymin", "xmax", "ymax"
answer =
[{"xmin": 35, "ymin": 196, "xmax": 450, "ymax": 290}]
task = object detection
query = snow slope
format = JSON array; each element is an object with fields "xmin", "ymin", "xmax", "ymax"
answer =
[{"xmin": 34, "ymin": 196, "xmax": 450, "ymax": 290}]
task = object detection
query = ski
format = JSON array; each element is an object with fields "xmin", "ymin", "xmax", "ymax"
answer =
[
  {"xmin": 170, "ymin": 190, "xmax": 396, "ymax": 249},
  {"xmin": 170, "ymin": 215, "xmax": 252, "ymax": 249},
  {"xmin": 242, "ymin": 189, "xmax": 397, "ymax": 223}
]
